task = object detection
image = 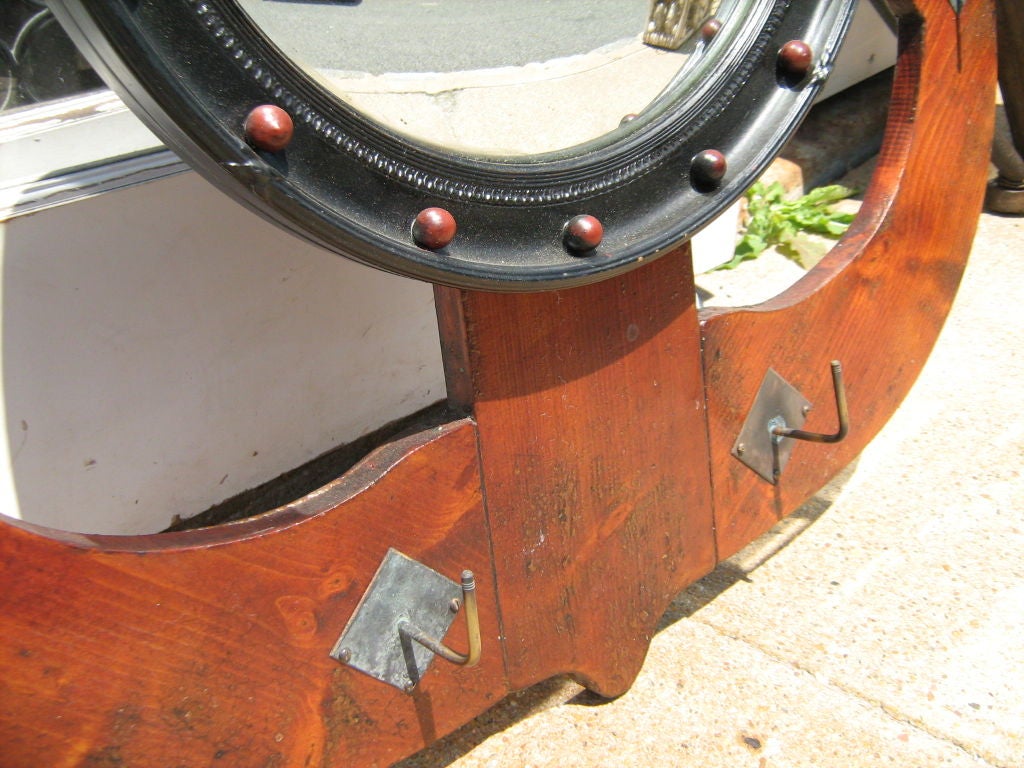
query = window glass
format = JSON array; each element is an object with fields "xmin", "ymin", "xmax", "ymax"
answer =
[
  {"xmin": 1, "ymin": 1, "xmax": 105, "ymax": 114},
  {"xmin": 0, "ymin": 3, "xmax": 175, "ymax": 218}
]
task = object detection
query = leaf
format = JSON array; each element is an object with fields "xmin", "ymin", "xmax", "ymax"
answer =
[
  {"xmin": 824, "ymin": 219, "xmax": 850, "ymax": 236},
  {"xmin": 800, "ymin": 184, "xmax": 855, "ymax": 205},
  {"xmin": 781, "ymin": 232, "xmax": 830, "ymax": 270},
  {"xmin": 725, "ymin": 182, "xmax": 858, "ymax": 269},
  {"xmin": 715, "ymin": 233, "xmax": 766, "ymax": 270}
]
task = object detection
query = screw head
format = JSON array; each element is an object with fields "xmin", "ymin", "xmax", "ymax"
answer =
[
  {"xmin": 449, "ymin": 598, "xmax": 462, "ymax": 614},
  {"xmin": 737, "ymin": 443, "xmax": 746, "ymax": 455},
  {"xmin": 562, "ymin": 214, "xmax": 604, "ymax": 253},
  {"xmin": 244, "ymin": 105, "xmax": 294, "ymax": 153},
  {"xmin": 412, "ymin": 207, "xmax": 457, "ymax": 250},
  {"xmin": 336, "ymin": 648, "xmax": 352, "ymax": 664},
  {"xmin": 778, "ymin": 40, "xmax": 814, "ymax": 85},
  {"xmin": 690, "ymin": 149, "xmax": 727, "ymax": 191},
  {"xmin": 701, "ymin": 18, "xmax": 722, "ymax": 45}
]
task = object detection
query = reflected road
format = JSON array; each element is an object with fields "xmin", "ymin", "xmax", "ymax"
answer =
[{"xmin": 241, "ymin": 0, "xmax": 651, "ymax": 74}]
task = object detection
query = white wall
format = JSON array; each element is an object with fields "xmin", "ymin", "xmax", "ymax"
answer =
[
  {"xmin": 819, "ymin": 0, "xmax": 897, "ymax": 101},
  {"xmin": 0, "ymin": 172, "xmax": 445, "ymax": 534},
  {"xmin": 0, "ymin": 0, "xmax": 895, "ymax": 536}
]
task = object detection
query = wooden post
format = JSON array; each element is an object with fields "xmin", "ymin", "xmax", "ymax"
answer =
[{"xmin": 436, "ymin": 245, "xmax": 717, "ymax": 697}]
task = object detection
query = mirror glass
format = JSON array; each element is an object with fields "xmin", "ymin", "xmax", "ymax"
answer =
[{"xmin": 236, "ymin": 0, "xmax": 747, "ymax": 157}]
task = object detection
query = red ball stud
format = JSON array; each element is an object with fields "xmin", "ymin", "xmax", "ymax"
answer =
[
  {"xmin": 701, "ymin": 18, "xmax": 722, "ymax": 45},
  {"xmin": 690, "ymin": 149, "xmax": 727, "ymax": 191},
  {"xmin": 412, "ymin": 207, "xmax": 457, "ymax": 250},
  {"xmin": 562, "ymin": 215, "xmax": 604, "ymax": 253},
  {"xmin": 778, "ymin": 40, "xmax": 814, "ymax": 85},
  {"xmin": 244, "ymin": 105, "xmax": 294, "ymax": 153}
]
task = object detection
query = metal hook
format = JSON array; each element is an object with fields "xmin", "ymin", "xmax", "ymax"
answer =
[
  {"xmin": 398, "ymin": 570, "xmax": 481, "ymax": 669},
  {"xmin": 771, "ymin": 360, "xmax": 849, "ymax": 444}
]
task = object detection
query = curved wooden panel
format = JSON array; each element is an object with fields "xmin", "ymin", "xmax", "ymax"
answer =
[
  {"xmin": 701, "ymin": 0, "xmax": 997, "ymax": 558},
  {"xmin": 0, "ymin": 420, "xmax": 509, "ymax": 767}
]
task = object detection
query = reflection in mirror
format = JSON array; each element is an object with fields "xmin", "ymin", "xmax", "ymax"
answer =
[
  {"xmin": 237, "ymin": 0, "xmax": 737, "ymax": 157},
  {"xmin": 645, "ymin": 0, "xmax": 721, "ymax": 50},
  {"xmin": 1, "ymin": 2, "xmax": 104, "ymax": 114}
]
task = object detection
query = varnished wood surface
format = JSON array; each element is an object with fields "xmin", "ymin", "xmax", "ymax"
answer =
[
  {"xmin": 700, "ymin": 0, "xmax": 997, "ymax": 558},
  {"xmin": 0, "ymin": 1, "xmax": 997, "ymax": 765},
  {"xmin": 0, "ymin": 420, "xmax": 510, "ymax": 767},
  {"xmin": 437, "ymin": 246, "xmax": 717, "ymax": 697}
]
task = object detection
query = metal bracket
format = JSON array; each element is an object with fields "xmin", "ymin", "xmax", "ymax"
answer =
[
  {"xmin": 732, "ymin": 361, "xmax": 850, "ymax": 484},
  {"xmin": 732, "ymin": 367, "xmax": 811, "ymax": 484},
  {"xmin": 330, "ymin": 549, "xmax": 480, "ymax": 693}
]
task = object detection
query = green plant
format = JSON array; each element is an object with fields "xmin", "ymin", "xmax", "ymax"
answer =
[{"xmin": 715, "ymin": 181, "xmax": 857, "ymax": 271}]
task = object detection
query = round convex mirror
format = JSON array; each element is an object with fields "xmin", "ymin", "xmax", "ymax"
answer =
[
  {"xmin": 235, "ymin": 0, "xmax": 741, "ymax": 157},
  {"xmin": 49, "ymin": 0, "xmax": 856, "ymax": 291}
]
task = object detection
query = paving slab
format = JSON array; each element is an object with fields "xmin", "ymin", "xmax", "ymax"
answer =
[{"xmin": 406, "ymin": 619, "xmax": 997, "ymax": 768}]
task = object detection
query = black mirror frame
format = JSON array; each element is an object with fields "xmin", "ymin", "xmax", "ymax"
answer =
[{"xmin": 49, "ymin": 0, "xmax": 855, "ymax": 291}]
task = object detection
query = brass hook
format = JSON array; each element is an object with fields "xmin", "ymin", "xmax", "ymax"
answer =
[
  {"xmin": 398, "ymin": 570, "xmax": 481, "ymax": 668},
  {"xmin": 771, "ymin": 360, "xmax": 849, "ymax": 444}
]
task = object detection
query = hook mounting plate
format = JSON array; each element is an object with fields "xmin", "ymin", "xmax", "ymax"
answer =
[
  {"xmin": 330, "ymin": 548, "xmax": 462, "ymax": 691},
  {"xmin": 732, "ymin": 368, "xmax": 811, "ymax": 484}
]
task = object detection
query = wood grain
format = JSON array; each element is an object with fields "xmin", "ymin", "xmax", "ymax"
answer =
[
  {"xmin": 0, "ymin": 1, "xmax": 996, "ymax": 765},
  {"xmin": 437, "ymin": 246, "xmax": 717, "ymax": 697},
  {"xmin": 700, "ymin": 0, "xmax": 997, "ymax": 558},
  {"xmin": 0, "ymin": 420, "xmax": 509, "ymax": 768}
]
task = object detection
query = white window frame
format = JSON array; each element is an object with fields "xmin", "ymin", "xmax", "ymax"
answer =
[{"xmin": 0, "ymin": 88, "xmax": 186, "ymax": 220}]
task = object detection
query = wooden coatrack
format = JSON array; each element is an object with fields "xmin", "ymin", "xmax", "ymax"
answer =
[{"xmin": 0, "ymin": 1, "xmax": 997, "ymax": 765}]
